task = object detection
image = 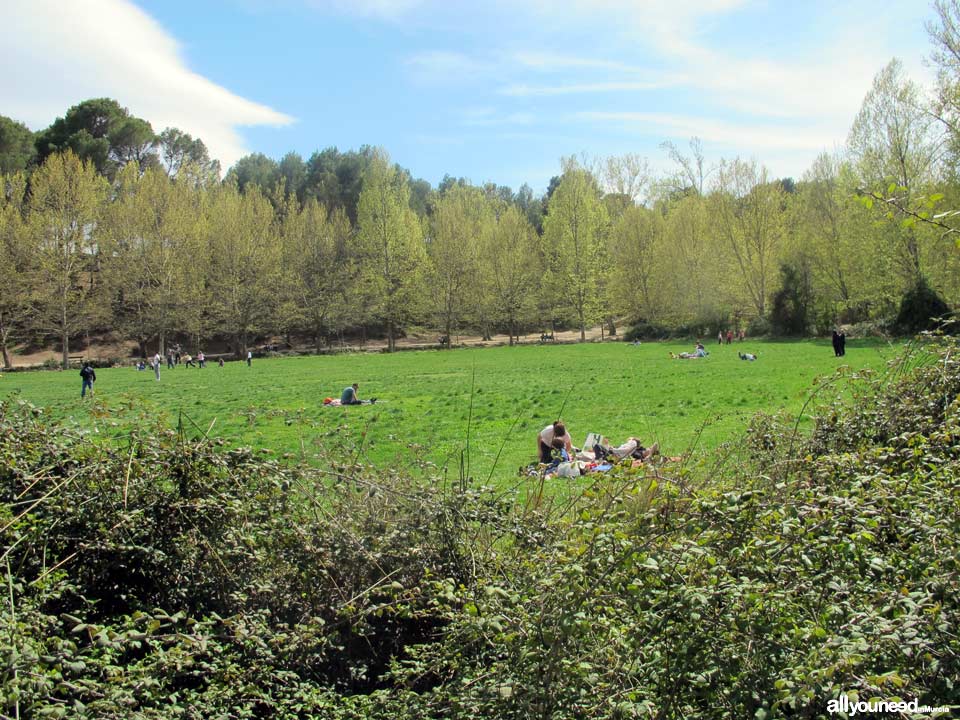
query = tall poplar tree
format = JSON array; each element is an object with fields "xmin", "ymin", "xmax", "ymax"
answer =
[
  {"xmin": 104, "ymin": 165, "xmax": 206, "ymax": 356},
  {"xmin": 205, "ymin": 183, "xmax": 281, "ymax": 357},
  {"xmin": 0, "ymin": 172, "xmax": 31, "ymax": 367},
  {"xmin": 428, "ymin": 184, "xmax": 485, "ymax": 345},
  {"xmin": 479, "ymin": 203, "xmax": 541, "ymax": 344},
  {"xmin": 711, "ymin": 159, "xmax": 785, "ymax": 319},
  {"xmin": 543, "ymin": 164, "xmax": 609, "ymax": 341},
  {"xmin": 355, "ymin": 151, "xmax": 426, "ymax": 352},
  {"xmin": 27, "ymin": 152, "xmax": 109, "ymax": 367}
]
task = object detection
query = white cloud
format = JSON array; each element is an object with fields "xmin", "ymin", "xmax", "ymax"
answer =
[
  {"xmin": 501, "ymin": 79, "xmax": 680, "ymax": 97},
  {"xmin": 324, "ymin": 0, "xmax": 426, "ymax": 21},
  {"xmin": 404, "ymin": 51, "xmax": 493, "ymax": 83},
  {"xmin": 460, "ymin": 108, "xmax": 537, "ymax": 126},
  {"xmin": 1, "ymin": 0, "xmax": 294, "ymax": 170},
  {"xmin": 576, "ymin": 110, "xmax": 838, "ymax": 152}
]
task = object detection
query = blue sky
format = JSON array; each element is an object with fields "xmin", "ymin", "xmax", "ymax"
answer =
[{"xmin": 2, "ymin": 0, "xmax": 939, "ymax": 194}]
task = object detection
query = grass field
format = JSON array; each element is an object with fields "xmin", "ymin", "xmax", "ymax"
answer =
[{"xmin": 0, "ymin": 338, "xmax": 900, "ymax": 481}]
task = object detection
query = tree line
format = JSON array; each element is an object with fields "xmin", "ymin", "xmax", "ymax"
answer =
[{"xmin": 4, "ymin": 3, "xmax": 960, "ymax": 368}]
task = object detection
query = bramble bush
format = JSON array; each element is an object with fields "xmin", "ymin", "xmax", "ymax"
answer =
[{"xmin": 1, "ymin": 334, "xmax": 958, "ymax": 718}]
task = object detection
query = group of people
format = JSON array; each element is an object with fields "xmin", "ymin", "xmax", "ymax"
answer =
[
  {"xmin": 832, "ymin": 330, "xmax": 847, "ymax": 357},
  {"xmin": 536, "ymin": 420, "xmax": 659, "ymax": 468},
  {"xmin": 140, "ymin": 349, "xmax": 226, "ymax": 380},
  {"xmin": 671, "ymin": 342, "xmax": 709, "ymax": 359},
  {"xmin": 717, "ymin": 329, "xmax": 746, "ymax": 344}
]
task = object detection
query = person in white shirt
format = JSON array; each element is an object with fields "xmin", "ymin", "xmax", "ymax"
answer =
[{"xmin": 537, "ymin": 421, "xmax": 574, "ymax": 463}]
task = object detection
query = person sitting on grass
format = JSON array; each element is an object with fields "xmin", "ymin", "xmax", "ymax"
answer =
[
  {"xmin": 538, "ymin": 420, "xmax": 574, "ymax": 463},
  {"xmin": 341, "ymin": 383, "xmax": 377, "ymax": 405},
  {"xmin": 671, "ymin": 342, "xmax": 708, "ymax": 359}
]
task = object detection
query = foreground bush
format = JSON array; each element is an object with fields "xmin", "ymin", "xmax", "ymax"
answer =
[{"xmin": 1, "ymin": 335, "xmax": 958, "ymax": 718}]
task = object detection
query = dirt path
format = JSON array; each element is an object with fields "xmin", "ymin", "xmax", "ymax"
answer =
[{"xmin": 7, "ymin": 326, "xmax": 619, "ymax": 368}]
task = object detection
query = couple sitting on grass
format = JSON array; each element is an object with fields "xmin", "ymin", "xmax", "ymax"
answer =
[
  {"xmin": 671, "ymin": 342, "xmax": 708, "ymax": 360},
  {"xmin": 537, "ymin": 421, "xmax": 658, "ymax": 464}
]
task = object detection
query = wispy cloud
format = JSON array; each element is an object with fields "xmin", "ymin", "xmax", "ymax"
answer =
[
  {"xmin": 460, "ymin": 108, "xmax": 537, "ymax": 126},
  {"xmin": 324, "ymin": 0, "xmax": 426, "ymax": 21},
  {"xmin": 404, "ymin": 50, "xmax": 495, "ymax": 84},
  {"xmin": 2, "ymin": 0, "xmax": 294, "ymax": 170},
  {"xmin": 501, "ymin": 79, "xmax": 679, "ymax": 97},
  {"xmin": 576, "ymin": 111, "xmax": 840, "ymax": 152}
]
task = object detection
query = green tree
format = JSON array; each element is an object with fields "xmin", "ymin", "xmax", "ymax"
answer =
[
  {"xmin": 0, "ymin": 172, "xmax": 31, "ymax": 367},
  {"xmin": 542, "ymin": 163, "xmax": 609, "ymax": 341},
  {"xmin": 26, "ymin": 152, "xmax": 109, "ymax": 367},
  {"xmin": 205, "ymin": 183, "xmax": 281, "ymax": 357},
  {"xmin": 711, "ymin": 159, "xmax": 785, "ymax": 319},
  {"xmin": 848, "ymin": 59, "xmax": 945, "ymax": 281},
  {"xmin": 428, "ymin": 184, "xmax": 485, "ymax": 345},
  {"xmin": 927, "ymin": 0, "xmax": 960, "ymax": 174},
  {"xmin": 792, "ymin": 154, "xmax": 898, "ymax": 323},
  {"xmin": 0, "ymin": 115, "xmax": 36, "ymax": 174},
  {"xmin": 660, "ymin": 194, "xmax": 714, "ymax": 324},
  {"xmin": 278, "ymin": 196, "xmax": 354, "ymax": 351},
  {"xmin": 225, "ymin": 153, "xmax": 280, "ymax": 195},
  {"xmin": 35, "ymin": 98, "xmax": 158, "ymax": 179},
  {"xmin": 157, "ymin": 127, "xmax": 220, "ymax": 184},
  {"xmin": 479, "ymin": 203, "xmax": 541, "ymax": 344},
  {"xmin": 103, "ymin": 165, "xmax": 207, "ymax": 357},
  {"xmin": 609, "ymin": 205, "xmax": 666, "ymax": 323},
  {"xmin": 355, "ymin": 151, "xmax": 427, "ymax": 352}
]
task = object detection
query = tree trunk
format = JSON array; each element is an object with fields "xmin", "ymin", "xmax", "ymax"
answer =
[
  {"xmin": 0, "ymin": 315, "xmax": 12, "ymax": 369},
  {"xmin": 387, "ymin": 321, "xmax": 395, "ymax": 353}
]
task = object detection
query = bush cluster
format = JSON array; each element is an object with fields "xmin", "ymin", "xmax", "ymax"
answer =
[{"xmin": 1, "ymin": 335, "xmax": 959, "ymax": 718}]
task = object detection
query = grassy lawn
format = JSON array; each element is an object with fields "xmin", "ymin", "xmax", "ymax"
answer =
[{"xmin": 0, "ymin": 338, "xmax": 900, "ymax": 482}]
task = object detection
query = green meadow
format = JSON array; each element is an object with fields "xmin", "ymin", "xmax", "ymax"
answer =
[{"xmin": 1, "ymin": 339, "xmax": 899, "ymax": 481}]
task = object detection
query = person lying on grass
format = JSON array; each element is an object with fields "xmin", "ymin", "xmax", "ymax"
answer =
[
  {"xmin": 671, "ymin": 342, "xmax": 708, "ymax": 359},
  {"xmin": 592, "ymin": 437, "xmax": 659, "ymax": 462}
]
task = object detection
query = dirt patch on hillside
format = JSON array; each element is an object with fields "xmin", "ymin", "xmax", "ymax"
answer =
[{"xmin": 7, "ymin": 327, "xmax": 619, "ymax": 368}]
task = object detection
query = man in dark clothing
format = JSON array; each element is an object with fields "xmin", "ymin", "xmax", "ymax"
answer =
[
  {"xmin": 341, "ymin": 383, "xmax": 376, "ymax": 405},
  {"xmin": 80, "ymin": 363, "xmax": 96, "ymax": 398}
]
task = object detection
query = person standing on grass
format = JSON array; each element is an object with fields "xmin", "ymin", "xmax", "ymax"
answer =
[
  {"xmin": 152, "ymin": 352, "xmax": 161, "ymax": 381},
  {"xmin": 80, "ymin": 362, "xmax": 96, "ymax": 398},
  {"xmin": 198, "ymin": 351, "xmax": 205, "ymax": 368},
  {"xmin": 247, "ymin": 350, "xmax": 252, "ymax": 366}
]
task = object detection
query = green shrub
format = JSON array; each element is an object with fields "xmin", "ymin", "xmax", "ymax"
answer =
[
  {"xmin": 895, "ymin": 277, "xmax": 951, "ymax": 334},
  {"xmin": 1, "ymin": 335, "xmax": 959, "ymax": 718}
]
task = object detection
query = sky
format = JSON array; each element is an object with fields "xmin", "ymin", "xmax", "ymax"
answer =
[{"xmin": 1, "ymin": 0, "xmax": 941, "ymax": 194}]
